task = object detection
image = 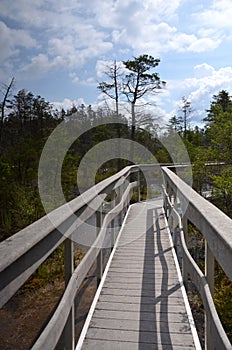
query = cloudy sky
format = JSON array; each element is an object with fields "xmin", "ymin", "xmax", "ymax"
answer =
[{"xmin": 1, "ymin": 0, "xmax": 232, "ymax": 126}]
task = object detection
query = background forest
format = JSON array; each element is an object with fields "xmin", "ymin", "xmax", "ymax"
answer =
[{"xmin": 1, "ymin": 87, "xmax": 232, "ymax": 239}]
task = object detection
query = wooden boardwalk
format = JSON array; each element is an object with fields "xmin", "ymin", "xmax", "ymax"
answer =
[{"xmin": 76, "ymin": 200, "xmax": 200, "ymax": 350}]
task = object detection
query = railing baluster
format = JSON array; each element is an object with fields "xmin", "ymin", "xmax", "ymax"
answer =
[
  {"xmin": 96, "ymin": 206, "xmax": 102, "ymax": 285},
  {"xmin": 163, "ymin": 186, "xmax": 168, "ymax": 216},
  {"xmin": 64, "ymin": 238, "xmax": 75, "ymax": 350},
  {"xmin": 182, "ymin": 215, "xmax": 188, "ymax": 285},
  {"xmin": 205, "ymin": 241, "xmax": 215, "ymax": 350},
  {"xmin": 137, "ymin": 169, "xmax": 141, "ymax": 202},
  {"xmin": 205, "ymin": 241, "xmax": 215, "ymax": 297},
  {"xmin": 118, "ymin": 186, "xmax": 123, "ymax": 226},
  {"xmin": 173, "ymin": 195, "xmax": 178, "ymax": 249},
  {"xmin": 173, "ymin": 215, "xmax": 178, "ymax": 250},
  {"xmin": 111, "ymin": 191, "xmax": 116, "ymax": 250}
]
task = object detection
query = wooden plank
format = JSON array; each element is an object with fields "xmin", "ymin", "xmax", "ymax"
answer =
[
  {"xmin": 101, "ymin": 284, "xmax": 182, "ymax": 296},
  {"xmin": 98, "ymin": 294, "xmax": 183, "ymax": 306},
  {"xmin": 89, "ymin": 318, "xmax": 191, "ymax": 332},
  {"xmin": 85, "ymin": 328, "xmax": 195, "ymax": 346},
  {"xmin": 95, "ymin": 301, "xmax": 187, "ymax": 314},
  {"xmin": 103, "ymin": 278, "xmax": 180, "ymax": 288},
  {"xmin": 82, "ymin": 339, "xmax": 195, "ymax": 350},
  {"xmin": 90, "ymin": 309, "xmax": 192, "ymax": 323}
]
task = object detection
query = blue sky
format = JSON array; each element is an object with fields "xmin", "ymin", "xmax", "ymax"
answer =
[{"xmin": 1, "ymin": 0, "xmax": 232, "ymax": 127}]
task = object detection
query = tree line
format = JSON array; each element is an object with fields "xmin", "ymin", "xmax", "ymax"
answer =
[
  {"xmin": 0, "ymin": 86, "xmax": 232, "ymax": 239},
  {"xmin": 0, "ymin": 90, "xmax": 162, "ymax": 239}
]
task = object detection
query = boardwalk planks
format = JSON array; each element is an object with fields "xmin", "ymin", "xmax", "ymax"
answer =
[{"xmin": 77, "ymin": 200, "xmax": 199, "ymax": 349}]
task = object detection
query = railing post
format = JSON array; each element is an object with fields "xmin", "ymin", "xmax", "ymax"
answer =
[
  {"xmin": 111, "ymin": 191, "xmax": 116, "ymax": 250},
  {"xmin": 64, "ymin": 238, "xmax": 75, "ymax": 350},
  {"xmin": 96, "ymin": 206, "xmax": 102, "ymax": 285},
  {"xmin": 205, "ymin": 241, "xmax": 215, "ymax": 350},
  {"xmin": 173, "ymin": 195, "xmax": 178, "ymax": 249},
  {"xmin": 169, "ymin": 209, "xmax": 174, "ymax": 235},
  {"xmin": 182, "ymin": 215, "xmax": 188, "ymax": 285},
  {"xmin": 167, "ymin": 182, "xmax": 172, "ymax": 217},
  {"xmin": 118, "ymin": 186, "xmax": 123, "ymax": 226},
  {"xmin": 137, "ymin": 170, "xmax": 141, "ymax": 202},
  {"xmin": 172, "ymin": 214, "xmax": 177, "ymax": 250},
  {"xmin": 164, "ymin": 196, "xmax": 168, "ymax": 216},
  {"xmin": 163, "ymin": 184, "xmax": 168, "ymax": 217}
]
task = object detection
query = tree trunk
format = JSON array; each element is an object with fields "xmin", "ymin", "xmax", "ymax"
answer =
[
  {"xmin": 130, "ymin": 102, "xmax": 136, "ymax": 162},
  {"xmin": 114, "ymin": 62, "xmax": 122, "ymax": 171},
  {"xmin": 0, "ymin": 77, "xmax": 14, "ymax": 148}
]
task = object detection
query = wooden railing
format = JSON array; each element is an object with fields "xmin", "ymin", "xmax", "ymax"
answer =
[
  {"xmin": 0, "ymin": 163, "xmax": 231, "ymax": 349},
  {"xmin": 162, "ymin": 166, "xmax": 232, "ymax": 350},
  {"xmin": 0, "ymin": 164, "xmax": 162, "ymax": 350}
]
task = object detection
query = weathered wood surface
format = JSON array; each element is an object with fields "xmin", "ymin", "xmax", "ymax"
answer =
[{"xmin": 78, "ymin": 200, "xmax": 198, "ymax": 349}]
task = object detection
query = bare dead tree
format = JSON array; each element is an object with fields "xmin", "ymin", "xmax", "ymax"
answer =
[
  {"xmin": 0, "ymin": 77, "xmax": 15, "ymax": 145},
  {"xmin": 98, "ymin": 61, "xmax": 124, "ymax": 170}
]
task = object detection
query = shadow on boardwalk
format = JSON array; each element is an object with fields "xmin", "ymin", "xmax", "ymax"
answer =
[{"xmin": 139, "ymin": 206, "xmax": 189, "ymax": 350}]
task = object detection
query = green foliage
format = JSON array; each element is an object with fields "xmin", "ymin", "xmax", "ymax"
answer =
[
  {"xmin": 214, "ymin": 262, "xmax": 232, "ymax": 341},
  {"xmin": 211, "ymin": 166, "xmax": 232, "ymax": 216},
  {"xmin": 204, "ymin": 90, "xmax": 232, "ymax": 125},
  {"xmin": 0, "ymin": 86, "xmax": 165, "ymax": 239},
  {"xmin": 122, "ymin": 54, "xmax": 165, "ymax": 96},
  {"xmin": 21, "ymin": 246, "xmax": 65, "ymax": 292},
  {"xmin": 203, "ymin": 90, "xmax": 232, "ymax": 162},
  {"xmin": 192, "ymin": 159, "xmax": 207, "ymax": 194},
  {"xmin": 0, "ymin": 90, "xmax": 61, "ymax": 239}
]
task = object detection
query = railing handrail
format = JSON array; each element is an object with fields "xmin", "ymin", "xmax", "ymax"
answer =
[
  {"xmin": 0, "ymin": 164, "xmax": 141, "ymax": 307},
  {"xmin": 162, "ymin": 183, "xmax": 231, "ymax": 349},
  {"xmin": 0, "ymin": 165, "xmax": 131, "ymax": 271},
  {"xmin": 162, "ymin": 166, "xmax": 232, "ymax": 280},
  {"xmin": 32, "ymin": 181, "xmax": 137, "ymax": 350},
  {"xmin": 0, "ymin": 163, "xmax": 163, "ymax": 276}
]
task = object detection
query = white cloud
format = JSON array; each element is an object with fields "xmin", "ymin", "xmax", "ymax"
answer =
[
  {"xmin": 197, "ymin": 0, "xmax": 232, "ymax": 31},
  {"xmin": 95, "ymin": 60, "xmax": 126, "ymax": 79},
  {"xmin": 144, "ymin": 0, "xmax": 181, "ymax": 21},
  {"xmin": 92, "ymin": 1, "xmax": 221, "ymax": 55},
  {"xmin": 184, "ymin": 65, "xmax": 232, "ymax": 91},
  {"xmin": 121, "ymin": 21, "xmax": 221, "ymax": 55},
  {"xmin": 167, "ymin": 64, "xmax": 232, "ymax": 124},
  {"xmin": 69, "ymin": 72, "xmax": 96, "ymax": 86},
  {"xmin": 52, "ymin": 97, "xmax": 86, "ymax": 111},
  {"xmin": 188, "ymin": 37, "xmax": 221, "ymax": 52},
  {"xmin": 0, "ymin": 21, "xmax": 36, "ymax": 62},
  {"xmin": 0, "ymin": 0, "xmax": 82, "ymax": 29},
  {"xmin": 0, "ymin": 0, "xmax": 228, "ymax": 81},
  {"xmin": 194, "ymin": 63, "xmax": 214, "ymax": 78},
  {"xmin": 0, "ymin": 0, "xmax": 113, "ymax": 76},
  {"xmin": 92, "ymin": 0, "xmax": 181, "ymax": 28},
  {"xmin": 20, "ymin": 54, "xmax": 56, "ymax": 77},
  {"xmin": 73, "ymin": 0, "xmax": 221, "ymax": 56},
  {"xmin": 20, "ymin": 26, "xmax": 112, "ymax": 76}
]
